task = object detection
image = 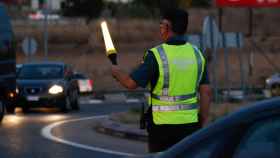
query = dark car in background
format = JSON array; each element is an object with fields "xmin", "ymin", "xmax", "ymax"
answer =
[
  {"xmin": 0, "ymin": 3, "xmax": 16, "ymax": 120},
  {"xmin": 146, "ymin": 98, "xmax": 280, "ymax": 158},
  {"xmin": 15, "ymin": 62, "xmax": 80, "ymax": 113}
]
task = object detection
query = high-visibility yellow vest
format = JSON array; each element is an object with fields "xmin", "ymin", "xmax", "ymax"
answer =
[{"xmin": 148, "ymin": 43, "xmax": 205, "ymax": 125}]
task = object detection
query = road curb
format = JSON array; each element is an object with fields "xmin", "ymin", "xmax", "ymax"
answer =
[{"xmin": 94, "ymin": 117, "xmax": 148, "ymax": 142}]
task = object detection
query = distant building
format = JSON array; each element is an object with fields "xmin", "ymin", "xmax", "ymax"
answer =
[
  {"xmin": 106, "ymin": 0, "xmax": 132, "ymax": 3},
  {"xmin": 31, "ymin": 0, "xmax": 65, "ymax": 11},
  {"xmin": 2, "ymin": 0, "xmax": 133, "ymax": 11}
]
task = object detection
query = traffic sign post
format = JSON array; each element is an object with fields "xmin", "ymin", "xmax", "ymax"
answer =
[
  {"xmin": 236, "ymin": 33, "xmax": 246, "ymax": 98},
  {"xmin": 221, "ymin": 33, "xmax": 230, "ymax": 100},
  {"xmin": 43, "ymin": 3, "xmax": 48, "ymax": 61},
  {"xmin": 22, "ymin": 37, "xmax": 37, "ymax": 62},
  {"xmin": 203, "ymin": 16, "xmax": 221, "ymax": 49},
  {"xmin": 203, "ymin": 16, "xmax": 221, "ymax": 102}
]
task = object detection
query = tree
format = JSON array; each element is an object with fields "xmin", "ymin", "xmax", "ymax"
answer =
[
  {"xmin": 132, "ymin": 0, "xmax": 210, "ymax": 15},
  {"xmin": 191, "ymin": 0, "xmax": 211, "ymax": 7},
  {"xmin": 61, "ymin": 0, "xmax": 104, "ymax": 23},
  {"xmin": 61, "ymin": 0, "xmax": 105, "ymax": 54},
  {"xmin": 132, "ymin": 0, "xmax": 183, "ymax": 16}
]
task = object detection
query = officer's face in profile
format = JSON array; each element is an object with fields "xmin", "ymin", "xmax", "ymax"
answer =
[{"xmin": 159, "ymin": 19, "xmax": 172, "ymax": 42}]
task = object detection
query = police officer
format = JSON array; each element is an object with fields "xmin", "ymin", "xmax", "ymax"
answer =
[{"xmin": 111, "ymin": 8, "xmax": 211, "ymax": 153}]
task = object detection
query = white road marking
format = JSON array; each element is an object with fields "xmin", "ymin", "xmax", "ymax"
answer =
[
  {"xmin": 41, "ymin": 115, "xmax": 137, "ymax": 157},
  {"xmin": 79, "ymin": 99, "xmax": 104, "ymax": 105},
  {"xmin": 126, "ymin": 99, "xmax": 140, "ymax": 103},
  {"xmin": 88, "ymin": 99, "xmax": 104, "ymax": 104}
]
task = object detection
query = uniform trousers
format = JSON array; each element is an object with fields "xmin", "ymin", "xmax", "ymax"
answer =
[{"xmin": 147, "ymin": 120, "xmax": 201, "ymax": 153}]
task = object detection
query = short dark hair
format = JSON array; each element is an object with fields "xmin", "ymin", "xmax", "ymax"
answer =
[{"xmin": 161, "ymin": 9, "xmax": 189, "ymax": 35}]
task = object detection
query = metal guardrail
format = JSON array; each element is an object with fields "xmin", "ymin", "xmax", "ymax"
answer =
[
  {"xmin": 0, "ymin": 60, "xmax": 15, "ymax": 64},
  {"xmin": 12, "ymin": 18, "xmax": 86, "ymax": 26},
  {"xmin": 0, "ymin": 74, "xmax": 16, "ymax": 79}
]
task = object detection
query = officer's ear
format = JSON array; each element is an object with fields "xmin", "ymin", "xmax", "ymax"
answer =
[
  {"xmin": 165, "ymin": 22, "xmax": 174, "ymax": 35},
  {"xmin": 166, "ymin": 22, "xmax": 172, "ymax": 33},
  {"xmin": 160, "ymin": 20, "xmax": 171, "ymax": 32}
]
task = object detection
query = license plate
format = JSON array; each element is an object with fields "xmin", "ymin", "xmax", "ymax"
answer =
[{"xmin": 27, "ymin": 96, "xmax": 39, "ymax": 101}]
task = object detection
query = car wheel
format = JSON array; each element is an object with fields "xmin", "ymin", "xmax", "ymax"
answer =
[
  {"xmin": 0, "ymin": 101, "xmax": 4, "ymax": 123},
  {"xmin": 60, "ymin": 96, "xmax": 70, "ymax": 113},
  {"xmin": 70, "ymin": 90, "xmax": 80, "ymax": 111},
  {"xmin": 6, "ymin": 105, "xmax": 15, "ymax": 114},
  {"xmin": 271, "ymin": 83, "xmax": 280, "ymax": 96}
]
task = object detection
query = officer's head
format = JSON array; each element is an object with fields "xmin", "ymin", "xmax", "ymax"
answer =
[{"xmin": 160, "ymin": 9, "xmax": 188, "ymax": 41}]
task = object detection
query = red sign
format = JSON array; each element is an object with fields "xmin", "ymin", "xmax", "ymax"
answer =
[
  {"xmin": 1, "ymin": 0, "xmax": 23, "ymax": 5},
  {"xmin": 216, "ymin": 0, "xmax": 280, "ymax": 7}
]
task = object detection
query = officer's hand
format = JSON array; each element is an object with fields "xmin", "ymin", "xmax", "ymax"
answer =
[
  {"xmin": 111, "ymin": 65, "xmax": 138, "ymax": 90},
  {"xmin": 111, "ymin": 65, "xmax": 121, "ymax": 79}
]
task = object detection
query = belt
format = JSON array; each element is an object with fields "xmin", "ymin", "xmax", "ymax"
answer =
[
  {"xmin": 151, "ymin": 93, "xmax": 197, "ymax": 102},
  {"xmin": 152, "ymin": 104, "xmax": 198, "ymax": 112}
]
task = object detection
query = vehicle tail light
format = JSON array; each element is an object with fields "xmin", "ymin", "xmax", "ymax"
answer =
[
  {"xmin": 88, "ymin": 79, "xmax": 93, "ymax": 91},
  {"xmin": 88, "ymin": 79, "xmax": 93, "ymax": 87}
]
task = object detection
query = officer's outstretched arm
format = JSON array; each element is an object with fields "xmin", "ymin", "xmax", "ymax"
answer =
[
  {"xmin": 199, "ymin": 84, "xmax": 212, "ymax": 127},
  {"xmin": 111, "ymin": 65, "xmax": 138, "ymax": 90}
]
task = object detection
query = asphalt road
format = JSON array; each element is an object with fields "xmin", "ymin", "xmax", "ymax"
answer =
[{"xmin": 0, "ymin": 99, "xmax": 148, "ymax": 158}]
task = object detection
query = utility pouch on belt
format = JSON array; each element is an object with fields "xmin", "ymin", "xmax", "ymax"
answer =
[{"xmin": 140, "ymin": 102, "xmax": 147, "ymax": 129}]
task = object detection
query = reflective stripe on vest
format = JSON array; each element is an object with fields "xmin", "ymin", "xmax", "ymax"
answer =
[
  {"xmin": 193, "ymin": 46, "xmax": 203, "ymax": 88},
  {"xmin": 151, "ymin": 93, "xmax": 196, "ymax": 102},
  {"xmin": 157, "ymin": 46, "xmax": 169, "ymax": 96},
  {"xmin": 152, "ymin": 45, "xmax": 203, "ymax": 102},
  {"xmin": 152, "ymin": 104, "xmax": 198, "ymax": 112}
]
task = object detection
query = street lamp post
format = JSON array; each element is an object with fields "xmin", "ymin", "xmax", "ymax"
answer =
[{"xmin": 43, "ymin": 1, "xmax": 48, "ymax": 60}]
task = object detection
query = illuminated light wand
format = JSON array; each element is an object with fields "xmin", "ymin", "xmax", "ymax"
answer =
[{"xmin": 100, "ymin": 21, "xmax": 117, "ymax": 65}]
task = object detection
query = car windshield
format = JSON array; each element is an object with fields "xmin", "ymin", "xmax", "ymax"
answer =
[
  {"xmin": 18, "ymin": 65, "xmax": 63, "ymax": 80},
  {"xmin": 73, "ymin": 73, "xmax": 86, "ymax": 79}
]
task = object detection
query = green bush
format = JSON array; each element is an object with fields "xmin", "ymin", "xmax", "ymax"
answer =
[
  {"xmin": 191, "ymin": 0, "xmax": 211, "ymax": 7},
  {"xmin": 61, "ymin": 0, "xmax": 104, "ymax": 22}
]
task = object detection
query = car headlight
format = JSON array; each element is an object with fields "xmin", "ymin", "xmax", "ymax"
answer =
[
  {"xmin": 266, "ymin": 79, "xmax": 270, "ymax": 85},
  {"xmin": 48, "ymin": 85, "xmax": 63, "ymax": 94},
  {"xmin": 16, "ymin": 87, "xmax": 19, "ymax": 94}
]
